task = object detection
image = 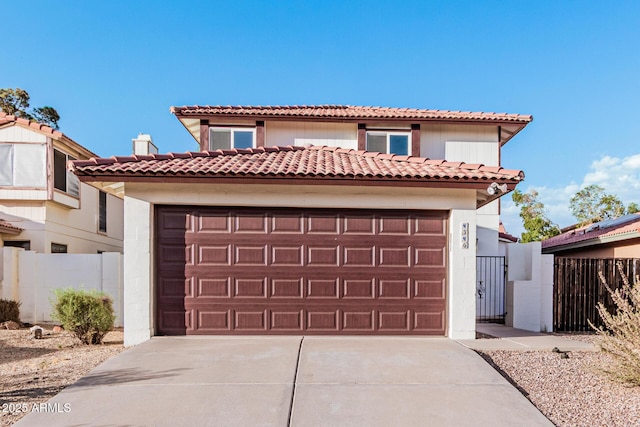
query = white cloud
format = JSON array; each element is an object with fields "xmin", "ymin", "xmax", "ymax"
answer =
[{"xmin": 502, "ymin": 153, "xmax": 640, "ymax": 238}]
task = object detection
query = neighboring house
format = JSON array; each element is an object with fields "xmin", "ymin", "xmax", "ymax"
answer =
[
  {"xmin": 498, "ymin": 221, "xmax": 518, "ymax": 256},
  {"xmin": 0, "ymin": 112, "xmax": 123, "ymax": 254},
  {"xmin": 71, "ymin": 104, "xmax": 531, "ymax": 346},
  {"xmin": 542, "ymin": 213, "xmax": 640, "ymax": 257},
  {"xmin": 0, "ymin": 219, "xmax": 23, "ymax": 245}
]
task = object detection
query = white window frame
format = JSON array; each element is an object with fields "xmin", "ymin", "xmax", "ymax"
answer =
[
  {"xmin": 209, "ymin": 127, "xmax": 256, "ymax": 150},
  {"xmin": 366, "ymin": 131, "xmax": 411, "ymax": 155}
]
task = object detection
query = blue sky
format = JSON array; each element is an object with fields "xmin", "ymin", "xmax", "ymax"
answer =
[{"xmin": 2, "ymin": 1, "xmax": 639, "ymax": 236}]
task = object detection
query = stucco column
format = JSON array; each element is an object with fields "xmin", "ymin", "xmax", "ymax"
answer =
[
  {"xmin": 123, "ymin": 195, "xmax": 154, "ymax": 346},
  {"xmin": 448, "ymin": 209, "xmax": 477, "ymax": 339}
]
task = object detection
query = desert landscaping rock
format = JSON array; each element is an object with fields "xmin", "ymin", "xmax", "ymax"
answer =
[
  {"xmin": 479, "ymin": 335, "xmax": 640, "ymax": 427},
  {"xmin": 0, "ymin": 326, "xmax": 124, "ymax": 426}
]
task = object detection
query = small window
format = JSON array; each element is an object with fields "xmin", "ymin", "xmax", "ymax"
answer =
[
  {"xmin": 98, "ymin": 190, "xmax": 107, "ymax": 233},
  {"xmin": 366, "ymin": 132, "xmax": 410, "ymax": 155},
  {"xmin": 4, "ymin": 240, "xmax": 30, "ymax": 250},
  {"xmin": 209, "ymin": 128, "xmax": 255, "ymax": 150},
  {"xmin": 51, "ymin": 243, "xmax": 68, "ymax": 253},
  {"xmin": 53, "ymin": 149, "xmax": 79, "ymax": 197}
]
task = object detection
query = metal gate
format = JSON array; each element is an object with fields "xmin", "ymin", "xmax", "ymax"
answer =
[{"xmin": 476, "ymin": 256, "xmax": 507, "ymax": 323}]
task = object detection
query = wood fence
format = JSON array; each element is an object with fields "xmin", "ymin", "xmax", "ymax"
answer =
[{"xmin": 554, "ymin": 257, "xmax": 640, "ymax": 332}]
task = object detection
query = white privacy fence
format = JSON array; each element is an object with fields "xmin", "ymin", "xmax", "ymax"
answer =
[{"xmin": 0, "ymin": 247, "xmax": 123, "ymax": 327}]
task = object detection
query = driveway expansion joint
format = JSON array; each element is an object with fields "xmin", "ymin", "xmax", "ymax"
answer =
[{"xmin": 287, "ymin": 336, "xmax": 304, "ymax": 427}]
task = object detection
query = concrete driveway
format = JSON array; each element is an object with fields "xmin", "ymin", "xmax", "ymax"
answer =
[{"xmin": 15, "ymin": 337, "xmax": 552, "ymax": 426}]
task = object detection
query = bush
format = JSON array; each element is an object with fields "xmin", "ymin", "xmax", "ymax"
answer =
[
  {"xmin": 0, "ymin": 298, "xmax": 21, "ymax": 323},
  {"xmin": 591, "ymin": 262, "xmax": 640, "ymax": 386},
  {"xmin": 51, "ymin": 288, "xmax": 115, "ymax": 345}
]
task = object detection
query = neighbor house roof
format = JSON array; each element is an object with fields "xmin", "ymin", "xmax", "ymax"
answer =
[
  {"xmin": 0, "ymin": 220, "xmax": 22, "ymax": 235},
  {"xmin": 0, "ymin": 112, "xmax": 96, "ymax": 158},
  {"xmin": 542, "ymin": 214, "xmax": 640, "ymax": 253},
  {"xmin": 70, "ymin": 145, "xmax": 524, "ymax": 207},
  {"xmin": 499, "ymin": 222, "xmax": 518, "ymax": 243},
  {"xmin": 171, "ymin": 105, "xmax": 533, "ymax": 124}
]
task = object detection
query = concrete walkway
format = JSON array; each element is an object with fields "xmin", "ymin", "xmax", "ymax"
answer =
[
  {"xmin": 15, "ymin": 336, "xmax": 553, "ymax": 427},
  {"xmin": 458, "ymin": 323, "xmax": 597, "ymax": 351}
]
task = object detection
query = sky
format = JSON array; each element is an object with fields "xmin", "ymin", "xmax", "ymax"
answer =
[{"xmin": 2, "ymin": 1, "xmax": 639, "ymax": 237}]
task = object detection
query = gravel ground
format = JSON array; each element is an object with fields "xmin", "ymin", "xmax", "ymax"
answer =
[
  {"xmin": 479, "ymin": 334, "xmax": 640, "ymax": 427},
  {"xmin": 2, "ymin": 328, "xmax": 640, "ymax": 426},
  {"xmin": 0, "ymin": 326, "xmax": 124, "ymax": 426}
]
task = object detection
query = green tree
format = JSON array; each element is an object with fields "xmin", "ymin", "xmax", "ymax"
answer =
[
  {"xmin": 627, "ymin": 202, "xmax": 639, "ymax": 214},
  {"xmin": 512, "ymin": 189, "xmax": 561, "ymax": 242},
  {"xmin": 0, "ymin": 88, "xmax": 60, "ymax": 129},
  {"xmin": 569, "ymin": 185, "xmax": 626, "ymax": 225}
]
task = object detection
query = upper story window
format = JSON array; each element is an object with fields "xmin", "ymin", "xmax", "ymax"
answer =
[
  {"xmin": 53, "ymin": 149, "xmax": 79, "ymax": 198},
  {"xmin": 366, "ymin": 132, "xmax": 410, "ymax": 155},
  {"xmin": 98, "ymin": 190, "xmax": 107, "ymax": 233},
  {"xmin": 0, "ymin": 143, "xmax": 47, "ymax": 187},
  {"xmin": 209, "ymin": 127, "xmax": 255, "ymax": 150}
]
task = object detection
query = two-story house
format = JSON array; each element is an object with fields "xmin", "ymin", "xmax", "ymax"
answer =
[
  {"xmin": 0, "ymin": 112, "xmax": 123, "ymax": 254},
  {"xmin": 71, "ymin": 105, "xmax": 531, "ymax": 346}
]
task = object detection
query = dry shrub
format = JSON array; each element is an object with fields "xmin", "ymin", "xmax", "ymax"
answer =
[
  {"xmin": 591, "ymin": 262, "xmax": 640, "ymax": 386},
  {"xmin": 0, "ymin": 298, "xmax": 21, "ymax": 323}
]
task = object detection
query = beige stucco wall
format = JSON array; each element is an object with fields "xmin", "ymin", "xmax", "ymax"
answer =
[
  {"xmin": 549, "ymin": 239, "xmax": 640, "ymax": 258},
  {"xmin": 121, "ymin": 182, "xmax": 478, "ymax": 346}
]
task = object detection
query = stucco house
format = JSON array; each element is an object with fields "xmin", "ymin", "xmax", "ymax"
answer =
[
  {"xmin": 542, "ymin": 213, "xmax": 640, "ymax": 257},
  {"xmin": 70, "ymin": 105, "xmax": 531, "ymax": 346},
  {"xmin": 0, "ymin": 112, "xmax": 123, "ymax": 254}
]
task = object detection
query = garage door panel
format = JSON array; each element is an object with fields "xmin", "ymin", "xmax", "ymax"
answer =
[
  {"xmin": 343, "ymin": 246, "xmax": 375, "ymax": 266},
  {"xmin": 235, "ymin": 310, "xmax": 268, "ymax": 331},
  {"xmin": 378, "ymin": 311, "xmax": 411, "ymax": 331},
  {"xmin": 197, "ymin": 214, "xmax": 230, "ymax": 233},
  {"xmin": 271, "ymin": 215, "xmax": 304, "ymax": 233},
  {"xmin": 378, "ymin": 279, "xmax": 411, "ymax": 299},
  {"xmin": 271, "ymin": 279, "xmax": 304, "ymax": 298},
  {"xmin": 343, "ymin": 215, "xmax": 375, "ymax": 234},
  {"xmin": 343, "ymin": 279, "xmax": 375, "ymax": 299},
  {"xmin": 414, "ymin": 311, "xmax": 445, "ymax": 332},
  {"xmin": 379, "ymin": 216, "xmax": 410, "ymax": 235},
  {"xmin": 414, "ymin": 247, "xmax": 446, "ymax": 267},
  {"xmin": 415, "ymin": 217, "xmax": 446, "ymax": 236},
  {"xmin": 235, "ymin": 214, "xmax": 268, "ymax": 233},
  {"xmin": 156, "ymin": 207, "xmax": 447, "ymax": 335},
  {"xmin": 415, "ymin": 279, "xmax": 446, "ymax": 300},
  {"xmin": 308, "ymin": 216, "xmax": 339, "ymax": 234},
  {"xmin": 234, "ymin": 278, "xmax": 267, "ymax": 298},
  {"xmin": 197, "ymin": 278, "xmax": 231, "ymax": 298},
  {"xmin": 307, "ymin": 310, "xmax": 340, "ymax": 331},
  {"xmin": 234, "ymin": 245, "xmax": 267, "ymax": 265},
  {"xmin": 271, "ymin": 246, "xmax": 303, "ymax": 266},
  {"xmin": 158, "ymin": 244, "xmax": 193, "ymax": 265},
  {"xmin": 271, "ymin": 310, "xmax": 303, "ymax": 331},
  {"xmin": 307, "ymin": 246, "xmax": 339, "ymax": 266},
  {"xmin": 306, "ymin": 278, "xmax": 339, "ymax": 298},
  {"xmin": 198, "ymin": 245, "xmax": 231, "ymax": 265},
  {"xmin": 158, "ymin": 277, "xmax": 193, "ymax": 298},
  {"xmin": 197, "ymin": 310, "xmax": 231, "ymax": 331},
  {"xmin": 379, "ymin": 247, "xmax": 410, "ymax": 267}
]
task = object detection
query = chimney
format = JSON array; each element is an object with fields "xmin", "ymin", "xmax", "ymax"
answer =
[{"xmin": 132, "ymin": 134, "xmax": 158, "ymax": 155}]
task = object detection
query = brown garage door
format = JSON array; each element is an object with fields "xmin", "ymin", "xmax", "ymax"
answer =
[{"xmin": 156, "ymin": 206, "xmax": 447, "ymax": 335}]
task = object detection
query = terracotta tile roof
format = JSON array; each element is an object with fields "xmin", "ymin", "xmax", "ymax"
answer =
[
  {"xmin": 542, "ymin": 214, "xmax": 640, "ymax": 251},
  {"xmin": 170, "ymin": 105, "xmax": 533, "ymax": 124},
  {"xmin": 1, "ymin": 111, "xmax": 66, "ymax": 139},
  {"xmin": 70, "ymin": 145, "xmax": 524, "ymax": 185},
  {"xmin": 0, "ymin": 220, "xmax": 22, "ymax": 235},
  {"xmin": 499, "ymin": 222, "xmax": 518, "ymax": 242},
  {"xmin": 0, "ymin": 112, "xmax": 96, "ymax": 157}
]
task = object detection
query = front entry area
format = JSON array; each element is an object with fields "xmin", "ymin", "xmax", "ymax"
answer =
[{"xmin": 155, "ymin": 206, "xmax": 448, "ymax": 335}]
